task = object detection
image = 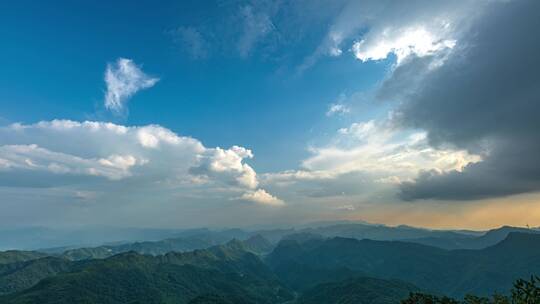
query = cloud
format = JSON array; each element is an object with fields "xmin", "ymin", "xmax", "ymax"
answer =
[
  {"xmin": 302, "ymin": 120, "xmax": 480, "ymax": 177},
  {"xmin": 0, "ymin": 144, "xmax": 143, "ymax": 180},
  {"xmin": 237, "ymin": 5, "xmax": 275, "ymax": 57},
  {"xmin": 240, "ymin": 189, "xmax": 284, "ymax": 206},
  {"xmin": 0, "ymin": 120, "xmax": 280, "ymax": 204},
  {"xmin": 379, "ymin": 0, "xmax": 540, "ymax": 200},
  {"xmin": 172, "ymin": 26, "xmax": 209, "ymax": 59},
  {"xmin": 104, "ymin": 58, "xmax": 159, "ymax": 113},
  {"xmin": 334, "ymin": 204, "xmax": 355, "ymax": 211},
  {"xmin": 190, "ymin": 146, "xmax": 259, "ymax": 189},
  {"xmin": 262, "ymin": 119, "xmax": 480, "ymax": 202},
  {"xmin": 352, "ymin": 27, "xmax": 456, "ymax": 64},
  {"xmin": 300, "ymin": 0, "xmax": 483, "ymax": 71},
  {"xmin": 326, "ymin": 103, "xmax": 350, "ymax": 116}
]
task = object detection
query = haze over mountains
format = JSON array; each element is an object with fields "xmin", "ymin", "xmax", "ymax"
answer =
[
  {"xmin": 1, "ymin": 222, "xmax": 539, "ymax": 303},
  {"xmin": 2, "ymin": 221, "xmax": 537, "ymax": 252}
]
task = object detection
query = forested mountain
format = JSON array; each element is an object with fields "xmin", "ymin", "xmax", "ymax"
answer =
[
  {"xmin": 267, "ymin": 232, "xmax": 540, "ymax": 298},
  {"xmin": 2, "ymin": 225, "xmax": 540, "ymax": 303},
  {"xmin": 0, "ymin": 257, "xmax": 71, "ymax": 295},
  {"xmin": 0, "ymin": 251, "xmax": 48, "ymax": 265},
  {"xmin": 0, "ymin": 240, "xmax": 293, "ymax": 304},
  {"xmin": 296, "ymin": 277, "xmax": 419, "ymax": 304}
]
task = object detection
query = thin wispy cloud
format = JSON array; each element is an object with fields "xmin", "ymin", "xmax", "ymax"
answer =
[
  {"xmin": 104, "ymin": 58, "xmax": 159, "ymax": 113},
  {"xmin": 172, "ymin": 26, "xmax": 209, "ymax": 59},
  {"xmin": 237, "ymin": 5, "xmax": 274, "ymax": 57},
  {"xmin": 326, "ymin": 103, "xmax": 350, "ymax": 116}
]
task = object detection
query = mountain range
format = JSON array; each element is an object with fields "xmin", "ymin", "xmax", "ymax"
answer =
[
  {"xmin": 1, "ymin": 224, "xmax": 539, "ymax": 303},
  {"xmin": 5, "ymin": 223, "xmax": 536, "ymax": 257},
  {"xmin": 267, "ymin": 232, "xmax": 540, "ymax": 298}
]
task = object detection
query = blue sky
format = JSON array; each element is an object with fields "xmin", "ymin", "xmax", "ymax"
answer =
[
  {"xmin": 0, "ymin": 0, "xmax": 389, "ymax": 172},
  {"xmin": 1, "ymin": 0, "xmax": 540, "ymax": 230}
]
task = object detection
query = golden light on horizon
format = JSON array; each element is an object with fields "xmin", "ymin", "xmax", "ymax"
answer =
[{"xmin": 352, "ymin": 192, "xmax": 540, "ymax": 230}]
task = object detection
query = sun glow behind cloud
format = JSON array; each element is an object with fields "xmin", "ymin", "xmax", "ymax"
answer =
[{"xmin": 352, "ymin": 26, "xmax": 456, "ymax": 64}]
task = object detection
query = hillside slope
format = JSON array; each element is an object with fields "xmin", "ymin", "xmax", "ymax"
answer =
[
  {"xmin": 267, "ymin": 232, "xmax": 540, "ymax": 297},
  {"xmin": 1, "ymin": 241, "xmax": 293, "ymax": 304}
]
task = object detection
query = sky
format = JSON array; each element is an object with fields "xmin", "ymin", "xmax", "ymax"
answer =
[{"xmin": 1, "ymin": 0, "xmax": 539, "ymax": 230}]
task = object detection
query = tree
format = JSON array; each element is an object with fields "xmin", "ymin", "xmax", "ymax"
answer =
[
  {"xmin": 511, "ymin": 276, "xmax": 540, "ymax": 304},
  {"xmin": 401, "ymin": 276, "xmax": 539, "ymax": 304}
]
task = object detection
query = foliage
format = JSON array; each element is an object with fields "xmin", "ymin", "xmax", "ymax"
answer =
[
  {"xmin": 296, "ymin": 277, "xmax": 419, "ymax": 304},
  {"xmin": 0, "ymin": 242, "xmax": 293, "ymax": 304},
  {"xmin": 0, "ymin": 251, "xmax": 47, "ymax": 265},
  {"xmin": 0, "ymin": 257, "xmax": 71, "ymax": 295},
  {"xmin": 401, "ymin": 276, "xmax": 540, "ymax": 304},
  {"xmin": 512, "ymin": 276, "xmax": 540, "ymax": 304}
]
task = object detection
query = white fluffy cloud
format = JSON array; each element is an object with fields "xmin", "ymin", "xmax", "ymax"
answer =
[
  {"xmin": 0, "ymin": 120, "xmax": 281, "ymax": 205},
  {"xmin": 0, "ymin": 144, "xmax": 143, "ymax": 180},
  {"xmin": 190, "ymin": 146, "xmax": 259, "ymax": 189},
  {"xmin": 240, "ymin": 189, "xmax": 284, "ymax": 206},
  {"xmin": 104, "ymin": 58, "xmax": 159, "ymax": 112}
]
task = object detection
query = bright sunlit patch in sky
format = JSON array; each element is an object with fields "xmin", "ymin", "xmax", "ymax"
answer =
[{"xmin": 352, "ymin": 27, "xmax": 456, "ymax": 64}]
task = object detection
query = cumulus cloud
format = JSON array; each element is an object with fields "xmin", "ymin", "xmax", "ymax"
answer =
[
  {"xmin": 0, "ymin": 120, "xmax": 281, "ymax": 205},
  {"xmin": 190, "ymin": 146, "xmax": 259, "ymax": 189},
  {"xmin": 104, "ymin": 58, "xmax": 159, "ymax": 112},
  {"xmin": 0, "ymin": 144, "xmax": 143, "ymax": 180},
  {"xmin": 240, "ymin": 189, "xmax": 284, "ymax": 206},
  {"xmin": 381, "ymin": 0, "xmax": 540, "ymax": 200}
]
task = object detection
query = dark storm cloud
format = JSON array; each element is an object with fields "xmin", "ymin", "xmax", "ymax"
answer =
[{"xmin": 381, "ymin": 0, "xmax": 540, "ymax": 200}]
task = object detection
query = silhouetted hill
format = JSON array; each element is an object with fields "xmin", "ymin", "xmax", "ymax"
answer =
[
  {"xmin": 302, "ymin": 224, "xmax": 471, "ymax": 242},
  {"xmin": 406, "ymin": 226, "xmax": 540, "ymax": 250},
  {"xmin": 477, "ymin": 226, "xmax": 539, "ymax": 247}
]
